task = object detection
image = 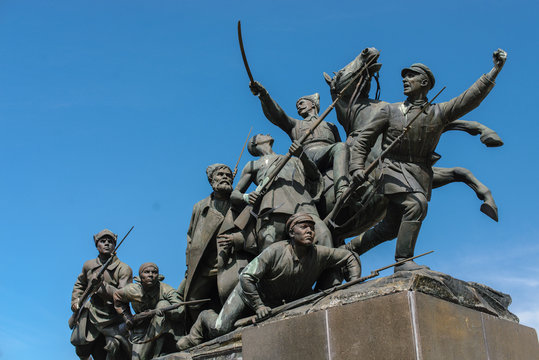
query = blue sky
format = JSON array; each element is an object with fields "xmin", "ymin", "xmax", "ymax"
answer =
[{"xmin": 0, "ymin": 0, "xmax": 537, "ymax": 358}]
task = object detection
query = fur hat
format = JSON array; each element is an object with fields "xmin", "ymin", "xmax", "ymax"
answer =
[
  {"xmin": 206, "ymin": 164, "xmax": 231, "ymax": 184},
  {"xmin": 296, "ymin": 93, "xmax": 320, "ymax": 113}
]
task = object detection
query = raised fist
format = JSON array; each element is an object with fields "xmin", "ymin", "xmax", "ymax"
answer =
[{"xmin": 492, "ymin": 49, "xmax": 507, "ymax": 70}]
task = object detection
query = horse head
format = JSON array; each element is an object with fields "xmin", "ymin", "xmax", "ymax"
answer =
[{"xmin": 324, "ymin": 47, "xmax": 381, "ymax": 99}]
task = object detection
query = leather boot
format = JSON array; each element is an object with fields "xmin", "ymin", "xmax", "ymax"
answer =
[
  {"xmin": 344, "ymin": 229, "xmax": 386, "ymax": 256},
  {"xmin": 394, "ymin": 221, "xmax": 429, "ymax": 272},
  {"xmin": 176, "ymin": 314, "xmax": 206, "ymax": 351}
]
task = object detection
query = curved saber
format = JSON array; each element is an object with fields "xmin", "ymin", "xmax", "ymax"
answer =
[{"xmin": 238, "ymin": 21, "xmax": 255, "ymax": 83}]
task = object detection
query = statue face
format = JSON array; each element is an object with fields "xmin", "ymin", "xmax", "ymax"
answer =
[
  {"xmin": 296, "ymin": 99, "xmax": 315, "ymax": 118},
  {"xmin": 140, "ymin": 266, "xmax": 159, "ymax": 288},
  {"xmin": 211, "ymin": 167, "xmax": 233, "ymax": 194},
  {"xmin": 290, "ymin": 221, "xmax": 315, "ymax": 247},
  {"xmin": 96, "ymin": 236, "xmax": 115, "ymax": 256},
  {"xmin": 402, "ymin": 71, "xmax": 429, "ymax": 97}
]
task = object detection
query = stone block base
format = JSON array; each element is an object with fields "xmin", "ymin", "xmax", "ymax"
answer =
[
  {"xmin": 242, "ymin": 291, "xmax": 538, "ymax": 360},
  {"xmin": 161, "ymin": 291, "xmax": 538, "ymax": 360}
]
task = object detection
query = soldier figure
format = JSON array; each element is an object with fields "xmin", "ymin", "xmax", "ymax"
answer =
[
  {"xmin": 250, "ymin": 82, "xmax": 350, "ymax": 201},
  {"xmin": 113, "ymin": 262, "xmax": 184, "ymax": 360},
  {"xmin": 178, "ymin": 164, "xmax": 256, "ymax": 330},
  {"xmin": 70, "ymin": 229, "xmax": 133, "ymax": 360},
  {"xmin": 176, "ymin": 213, "xmax": 361, "ymax": 350},
  {"xmin": 348, "ymin": 49, "xmax": 507, "ymax": 271},
  {"xmin": 231, "ymin": 134, "xmax": 333, "ymax": 250}
]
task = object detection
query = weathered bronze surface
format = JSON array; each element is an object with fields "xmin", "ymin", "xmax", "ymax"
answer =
[
  {"xmin": 67, "ymin": 22, "xmax": 526, "ymax": 360},
  {"xmin": 70, "ymin": 229, "xmax": 133, "ymax": 360},
  {"xmin": 175, "ymin": 213, "xmax": 360, "ymax": 351}
]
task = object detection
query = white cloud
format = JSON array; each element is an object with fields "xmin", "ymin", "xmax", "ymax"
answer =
[{"xmin": 514, "ymin": 307, "xmax": 539, "ymax": 331}]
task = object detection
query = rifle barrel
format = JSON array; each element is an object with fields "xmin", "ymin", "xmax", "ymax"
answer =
[
  {"xmin": 233, "ymin": 251, "xmax": 433, "ymax": 328},
  {"xmin": 325, "ymin": 87, "xmax": 446, "ymax": 225}
]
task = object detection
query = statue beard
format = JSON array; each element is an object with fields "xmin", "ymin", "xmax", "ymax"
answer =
[{"xmin": 212, "ymin": 181, "xmax": 233, "ymax": 196}]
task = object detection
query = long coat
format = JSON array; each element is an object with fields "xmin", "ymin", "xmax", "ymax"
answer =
[
  {"xmin": 70, "ymin": 256, "xmax": 132, "ymax": 345},
  {"xmin": 183, "ymin": 194, "xmax": 255, "ymax": 305}
]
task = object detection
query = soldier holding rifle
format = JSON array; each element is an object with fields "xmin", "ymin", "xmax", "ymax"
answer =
[
  {"xmin": 70, "ymin": 229, "xmax": 133, "ymax": 360},
  {"xmin": 347, "ymin": 49, "xmax": 507, "ymax": 271},
  {"xmin": 176, "ymin": 213, "xmax": 361, "ymax": 350},
  {"xmin": 231, "ymin": 135, "xmax": 332, "ymax": 250},
  {"xmin": 113, "ymin": 262, "xmax": 184, "ymax": 360},
  {"xmin": 250, "ymin": 82, "xmax": 351, "ymax": 201}
]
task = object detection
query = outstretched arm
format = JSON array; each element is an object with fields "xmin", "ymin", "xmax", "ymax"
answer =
[
  {"xmin": 250, "ymin": 81, "xmax": 297, "ymax": 135},
  {"xmin": 441, "ymin": 49, "xmax": 507, "ymax": 123}
]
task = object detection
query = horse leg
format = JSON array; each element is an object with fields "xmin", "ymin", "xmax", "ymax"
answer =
[
  {"xmin": 443, "ymin": 120, "xmax": 503, "ymax": 147},
  {"xmin": 432, "ymin": 167, "xmax": 498, "ymax": 221}
]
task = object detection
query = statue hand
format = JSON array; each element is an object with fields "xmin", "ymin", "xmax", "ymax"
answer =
[
  {"xmin": 217, "ymin": 234, "xmax": 234, "ymax": 250},
  {"xmin": 248, "ymin": 191, "xmax": 261, "ymax": 205},
  {"xmin": 123, "ymin": 313, "xmax": 135, "ymax": 330},
  {"xmin": 255, "ymin": 305, "xmax": 272, "ymax": 320},
  {"xmin": 493, "ymin": 49, "xmax": 507, "ymax": 70},
  {"xmin": 289, "ymin": 140, "xmax": 303, "ymax": 157},
  {"xmin": 71, "ymin": 300, "xmax": 80, "ymax": 312},
  {"xmin": 352, "ymin": 169, "xmax": 366, "ymax": 183},
  {"xmin": 88, "ymin": 274, "xmax": 104, "ymax": 289},
  {"xmin": 249, "ymin": 81, "xmax": 267, "ymax": 96}
]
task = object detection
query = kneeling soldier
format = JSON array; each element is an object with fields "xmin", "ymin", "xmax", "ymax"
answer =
[
  {"xmin": 114, "ymin": 263, "xmax": 183, "ymax": 360},
  {"xmin": 176, "ymin": 213, "xmax": 361, "ymax": 350}
]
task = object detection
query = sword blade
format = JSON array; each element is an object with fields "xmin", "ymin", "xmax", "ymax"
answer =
[{"xmin": 238, "ymin": 21, "xmax": 255, "ymax": 83}]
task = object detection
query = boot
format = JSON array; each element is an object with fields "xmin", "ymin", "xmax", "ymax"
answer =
[
  {"xmin": 394, "ymin": 221, "xmax": 429, "ymax": 272},
  {"xmin": 333, "ymin": 144, "xmax": 350, "ymax": 203},
  {"xmin": 344, "ymin": 229, "xmax": 386, "ymax": 256},
  {"xmin": 176, "ymin": 314, "xmax": 206, "ymax": 351}
]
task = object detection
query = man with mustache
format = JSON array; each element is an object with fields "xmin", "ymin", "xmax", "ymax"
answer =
[
  {"xmin": 178, "ymin": 164, "xmax": 256, "ymax": 331},
  {"xmin": 176, "ymin": 213, "xmax": 361, "ymax": 350},
  {"xmin": 348, "ymin": 49, "xmax": 507, "ymax": 271}
]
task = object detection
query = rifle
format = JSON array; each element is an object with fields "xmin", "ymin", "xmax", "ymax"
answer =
[
  {"xmin": 232, "ymin": 126, "xmax": 253, "ymax": 179},
  {"xmin": 68, "ymin": 226, "xmax": 134, "ymax": 329},
  {"xmin": 324, "ymin": 87, "xmax": 446, "ymax": 226},
  {"xmin": 131, "ymin": 298, "xmax": 211, "ymax": 324},
  {"xmin": 234, "ymin": 251, "xmax": 433, "ymax": 328},
  {"xmin": 235, "ymin": 22, "xmax": 379, "ymax": 230}
]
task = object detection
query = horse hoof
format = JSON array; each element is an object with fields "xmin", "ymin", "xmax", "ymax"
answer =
[
  {"xmin": 480, "ymin": 203, "xmax": 499, "ymax": 222},
  {"xmin": 480, "ymin": 131, "xmax": 504, "ymax": 147}
]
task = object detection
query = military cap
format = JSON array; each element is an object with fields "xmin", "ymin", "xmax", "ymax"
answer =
[
  {"xmin": 401, "ymin": 63, "xmax": 435, "ymax": 90},
  {"xmin": 93, "ymin": 229, "xmax": 118, "ymax": 244},
  {"xmin": 206, "ymin": 163, "xmax": 231, "ymax": 184},
  {"xmin": 286, "ymin": 213, "xmax": 316, "ymax": 233},
  {"xmin": 296, "ymin": 93, "xmax": 320, "ymax": 112}
]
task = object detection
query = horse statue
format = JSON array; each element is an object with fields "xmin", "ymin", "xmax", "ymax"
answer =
[{"xmin": 319, "ymin": 47, "xmax": 502, "ymax": 245}]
